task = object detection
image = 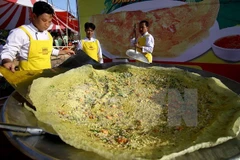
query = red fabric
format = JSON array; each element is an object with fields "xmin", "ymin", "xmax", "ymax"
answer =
[
  {"xmin": 4, "ymin": 0, "xmax": 17, "ymax": 2},
  {"xmin": 155, "ymin": 61, "xmax": 240, "ymax": 83},
  {"xmin": 6, "ymin": 0, "xmax": 38, "ymax": 5},
  {"xmin": 16, "ymin": 5, "xmax": 29, "ymax": 29},
  {"xmin": 0, "ymin": 3, "xmax": 15, "ymax": 28},
  {"xmin": 54, "ymin": 12, "xmax": 79, "ymax": 32},
  {"xmin": 30, "ymin": 0, "xmax": 37, "ymax": 5}
]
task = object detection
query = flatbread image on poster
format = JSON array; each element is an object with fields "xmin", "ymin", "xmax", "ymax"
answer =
[
  {"xmin": 25, "ymin": 64, "xmax": 240, "ymax": 160},
  {"xmin": 90, "ymin": 0, "xmax": 220, "ymax": 61}
]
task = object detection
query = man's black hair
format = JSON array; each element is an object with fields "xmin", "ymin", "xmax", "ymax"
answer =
[
  {"xmin": 84, "ymin": 22, "xmax": 96, "ymax": 30},
  {"xmin": 33, "ymin": 1, "xmax": 54, "ymax": 17},
  {"xmin": 140, "ymin": 20, "xmax": 149, "ymax": 27}
]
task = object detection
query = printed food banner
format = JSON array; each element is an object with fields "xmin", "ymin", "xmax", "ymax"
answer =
[{"xmin": 77, "ymin": 0, "xmax": 240, "ymax": 65}]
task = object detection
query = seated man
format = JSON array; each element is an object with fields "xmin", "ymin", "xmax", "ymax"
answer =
[{"xmin": 128, "ymin": 20, "xmax": 154, "ymax": 63}]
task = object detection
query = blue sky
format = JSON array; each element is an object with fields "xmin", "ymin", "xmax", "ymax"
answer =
[{"xmin": 50, "ymin": 0, "xmax": 78, "ymax": 17}]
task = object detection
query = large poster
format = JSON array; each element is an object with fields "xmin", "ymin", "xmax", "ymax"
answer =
[{"xmin": 78, "ymin": 0, "xmax": 240, "ymax": 81}]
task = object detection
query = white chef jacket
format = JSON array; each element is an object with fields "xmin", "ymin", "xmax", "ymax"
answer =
[
  {"xmin": 0, "ymin": 23, "xmax": 59, "ymax": 64},
  {"xmin": 77, "ymin": 37, "xmax": 104, "ymax": 63},
  {"xmin": 130, "ymin": 32, "xmax": 154, "ymax": 53}
]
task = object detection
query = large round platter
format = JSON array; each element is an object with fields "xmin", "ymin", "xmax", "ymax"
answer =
[{"xmin": 1, "ymin": 62, "xmax": 240, "ymax": 160}]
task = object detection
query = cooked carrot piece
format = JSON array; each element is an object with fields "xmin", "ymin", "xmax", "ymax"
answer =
[{"xmin": 101, "ymin": 129, "xmax": 108, "ymax": 135}]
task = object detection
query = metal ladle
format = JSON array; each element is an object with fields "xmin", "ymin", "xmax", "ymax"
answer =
[{"xmin": 0, "ymin": 122, "xmax": 58, "ymax": 136}]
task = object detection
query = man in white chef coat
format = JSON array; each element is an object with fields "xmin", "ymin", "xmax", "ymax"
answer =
[{"xmin": 0, "ymin": 1, "xmax": 74, "ymax": 72}]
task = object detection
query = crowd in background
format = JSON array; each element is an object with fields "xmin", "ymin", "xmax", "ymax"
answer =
[{"xmin": 51, "ymin": 29, "xmax": 78, "ymax": 51}]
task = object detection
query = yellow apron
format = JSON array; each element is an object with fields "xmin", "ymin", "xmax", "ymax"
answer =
[
  {"xmin": 137, "ymin": 35, "xmax": 153, "ymax": 63},
  {"xmin": 81, "ymin": 40, "xmax": 99, "ymax": 62},
  {"xmin": 19, "ymin": 26, "xmax": 53, "ymax": 71}
]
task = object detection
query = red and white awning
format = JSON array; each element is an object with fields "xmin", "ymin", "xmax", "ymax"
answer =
[
  {"xmin": 47, "ymin": 23, "xmax": 65, "ymax": 34},
  {"xmin": 4, "ymin": 0, "xmax": 42, "ymax": 7},
  {"xmin": 48, "ymin": 23, "xmax": 65, "ymax": 31},
  {"xmin": 0, "ymin": 0, "xmax": 79, "ymax": 33}
]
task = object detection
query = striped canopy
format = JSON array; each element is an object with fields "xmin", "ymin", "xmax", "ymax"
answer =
[
  {"xmin": 48, "ymin": 23, "xmax": 65, "ymax": 34},
  {"xmin": 0, "ymin": 0, "xmax": 79, "ymax": 33}
]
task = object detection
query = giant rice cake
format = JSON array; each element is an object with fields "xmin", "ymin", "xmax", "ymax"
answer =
[{"xmin": 27, "ymin": 64, "xmax": 240, "ymax": 159}]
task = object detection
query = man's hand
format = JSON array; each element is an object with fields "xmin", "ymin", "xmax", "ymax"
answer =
[
  {"xmin": 134, "ymin": 43, "xmax": 142, "ymax": 49},
  {"xmin": 59, "ymin": 48, "xmax": 75, "ymax": 55},
  {"xmin": 2, "ymin": 59, "xmax": 15, "ymax": 72}
]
